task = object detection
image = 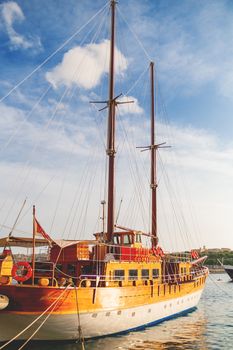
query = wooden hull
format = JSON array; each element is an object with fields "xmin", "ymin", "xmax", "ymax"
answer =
[{"xmin": 0, "ymin": 279, "xmax": 206, "ymax": 341}]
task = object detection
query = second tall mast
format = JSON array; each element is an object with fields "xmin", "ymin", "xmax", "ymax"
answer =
[
  {"xmin": 106, "ymin": 0, "xmax": 116, "ymax": 242},
  {"xmin": 150, "ymin": 62, "xmax": 158, "ymax": 248}
]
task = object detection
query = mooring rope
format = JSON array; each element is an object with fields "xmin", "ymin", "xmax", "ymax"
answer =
[
  {"xmin": 74, "ymin": 285, "xmax": 85, "ymax": 350},
  {"xmin": 17, "ymin": 290, "xmax": 69, "ymax": 350},
  {"xmin": 0, "ymin": 285, "xmax": 71, "ymax": 349}
]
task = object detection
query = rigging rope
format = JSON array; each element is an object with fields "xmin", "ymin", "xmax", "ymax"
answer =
[
  {"xmin": 0, "ymin": 85, "xmax": 51, "ymax": 155},
  {"xmin": 17, "ymin": 289, "xmax": 70, "ymax": 350},
  {"xmin": 0, "ymin": 2, "xmax": 109, "ymax": 104},
  {"xmin": 117, "ymin": 7, "xmax": 152, "ymax": 63}
]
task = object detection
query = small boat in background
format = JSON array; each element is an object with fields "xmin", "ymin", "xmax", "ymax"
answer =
[
  {"xmin": 218, "ymin": 259, "xmax": 233, "ymax": 280},
  {"xmin": 224, "ymin": 266, "xmax": 233, "ymax": 280}
]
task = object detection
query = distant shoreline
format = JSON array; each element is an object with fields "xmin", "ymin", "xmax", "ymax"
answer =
[{"xmin": 206, "ymin": 266, "xmax": 224, "ymax": 273}]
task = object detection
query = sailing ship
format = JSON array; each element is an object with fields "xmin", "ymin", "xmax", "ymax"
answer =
[{"xmin": 0, "ymin": 0, "xmax": 208, "ymax": 344}]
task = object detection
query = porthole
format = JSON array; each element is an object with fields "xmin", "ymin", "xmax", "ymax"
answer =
[
  {"xmin": 92, "ymin": 313, "xmax": 97, "ymax": 318},
  {"xmin": 106, "ymin": 312, "xmax": 110, "ymax": 316},
  {"xmin": 117, "ymin": 311, "xmax": 121, "ymax": 315}
]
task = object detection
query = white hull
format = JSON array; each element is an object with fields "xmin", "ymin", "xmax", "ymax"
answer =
[{"xmin": 0, "ymin": 288, "xmax": 203, "ymax": 342}]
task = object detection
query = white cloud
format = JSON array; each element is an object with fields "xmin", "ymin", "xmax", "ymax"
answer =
[
  {"xmin": 46, "ymin": 40, "xmax": 128, "ymax": 90},
  {"xmin": 117, "ymin": 96, "xmax": 143, "ymax": 115},
  {"xmin": 158, "ymin": 122, "xmax": 233, "ymax": 177},
  {"xmin": 125, "ymin": 1, "xmax": 233, "ymax": 99},
  {"xmin": 0, "ymin": 1, "xmax": 42, "ymax": 50},
  {"xmin": 0, "ymin": 99, "xmax": 103, "ymax": 161},
  {"xmin": 1, "ymin": 96, "xmax": 233, "ymax": 250},
  {"xmin": 116, "ymin": 116, "xmax": 233, "ymax": 250}
]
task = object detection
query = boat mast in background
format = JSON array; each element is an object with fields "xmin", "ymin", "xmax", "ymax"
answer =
[{"xmin": 106, "ymin": 0, "xmax": 116, "ymax": 242}]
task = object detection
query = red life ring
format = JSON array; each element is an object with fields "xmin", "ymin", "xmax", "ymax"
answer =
[{"xmin": 12, "ymin": 262, "xmax": 32, "ymax": 282}]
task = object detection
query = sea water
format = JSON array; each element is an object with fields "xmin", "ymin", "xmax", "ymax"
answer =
[{"xmin": 7, "ymin": 274, "xmax": 233, "ymax": 350}]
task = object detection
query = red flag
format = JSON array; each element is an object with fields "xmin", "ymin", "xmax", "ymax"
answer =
[
  {"xmin": 191, "ymin": 250, "xmax": 199, "ymax": 260},
  {"xmin": 35, "ymin": 218, "xmax": 53, "ymax": 243}
]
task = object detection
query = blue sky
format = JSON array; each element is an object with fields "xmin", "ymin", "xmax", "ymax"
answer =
[{"xmin": 0, "ymin": 0, "xmax": 233, "ymax": 251}]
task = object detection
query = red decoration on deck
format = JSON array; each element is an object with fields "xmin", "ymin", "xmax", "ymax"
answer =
[{"xmin": 120, "ymin": 247, "xmax": 151, "ymax": 262}]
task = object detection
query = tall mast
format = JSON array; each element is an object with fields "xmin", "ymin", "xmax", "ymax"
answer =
[
  {"xmin": 150, "ymin": 62, "xmax": 158, "ymax": 248},
  {"xmin": 106, "ymin": 0, "xmax": 116, "ymax": 242}
]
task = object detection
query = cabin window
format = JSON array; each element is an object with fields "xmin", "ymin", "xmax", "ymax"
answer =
[
  {"xmin": 128, "ymin": 269, "xmax": 138, "ymax": 280},
  {"xmin": 81, "ymin": 264, "xmax": 92, "ymax": 277},
  {"xmin": 183, "ymin": 267, "xmax": 187, "ymax": 274},
  {"xmin": 141, "ymin": 269, "xmax": 149, "ymax": 280},
  {"xmin": 67, "ymin": 264, "xmax": 76, "ymax": 275},
  {"xmin": 113, "ymin": 235, "xmax": 120, "ymax": 245},
  {"xmin": 135, "ymin": 234, "xmax": 142, "ymax": 243},
  {"xmin": 123, "ymin": 235, "xmax": 131, "ymax": 245},
  {"xmin": 152, "ymin": 269, "xmax": 159, "ymax": 279},
  {"xmin": 181, "ymin": 267, "xmax": 183, "ymax": 274},
  {"xmin": 113, "ymin": 270, "xmax": 125, "ymax": 281}
]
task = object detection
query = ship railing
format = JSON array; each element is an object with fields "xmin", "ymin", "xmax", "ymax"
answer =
[
  {"xmin": 33, "ymin": 261, "xmax": 55, "ymax": 282},
  {"xmin": 164, "ymin": 253, "xmax": 192, "ymax": 262},
  {"xmin": 30, "ymin": 264, "xmax": 208, "ymax": 287},
  {"xmin": 78, "ymin": 274, "xmax": 163, "ymax": 287},
  {"xmin": 191, "ymin": 266, "xmax": 209, "ymax": 278},
  {"xmin": 77, "ymin": 267, "xmax": 208, "ymax": 287},
  {"xmin": 93, "ymin": 243, "xmax": 196, "ymax": 263},
  {"xmin": 161, "ymin": 268, "xmax": 208, "ymax": 284}
]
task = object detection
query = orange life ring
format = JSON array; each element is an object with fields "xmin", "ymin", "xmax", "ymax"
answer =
[{"xmin": 12, "ymin": 262, "xmax": 32, "ymax": 282}]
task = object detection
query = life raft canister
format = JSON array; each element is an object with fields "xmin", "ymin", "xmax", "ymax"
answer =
[{"xmin": 11, "ymin": 261, "xmax": 32, "ymax": 282}]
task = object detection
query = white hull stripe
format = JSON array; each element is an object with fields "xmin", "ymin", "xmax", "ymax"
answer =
[{"xmin": 95, "ymin": 306, "xmax": 197, "ymax": 339}]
